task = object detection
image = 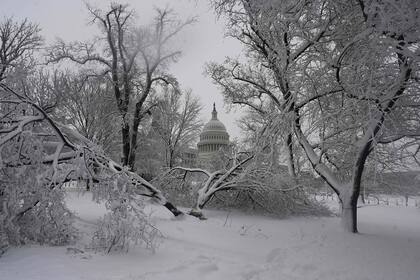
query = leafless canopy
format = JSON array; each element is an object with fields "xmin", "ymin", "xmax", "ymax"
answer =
[
  {"xmin": 47, "ymin": 3, "xmax": 194, "ymax": 170},
  {"xmin": 0, "ymin": 18, "xmax": 43, "ymax": 82}
]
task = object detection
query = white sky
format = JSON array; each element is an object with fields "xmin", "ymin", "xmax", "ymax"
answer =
[{"xmin": 0, "ymin": 0, "xmax": 244, "ymax": 139}]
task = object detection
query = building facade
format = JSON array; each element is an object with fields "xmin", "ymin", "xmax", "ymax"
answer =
[{"xmin": 180, "ymin": 148, "xmax": 198, "ymax": 167}]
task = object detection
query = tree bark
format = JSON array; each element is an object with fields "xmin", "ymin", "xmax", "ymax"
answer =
[
  {"xmin": 189, "ymin": 207, "xmax": 206, "ymax": 220},
  {"xmin": 164, "ymin": 202, "xmax": 183, "ymax": 216},
  {"xmin": 285, "ymin": 133, "xmax": 296, "ymax": 178},
  {"xmin": 168, "ymin": 149, "xmax": 175, "ymax": 169},
  {"xmin": 341, "ymin": 197, "xmax": 358, "ymax": 233},
  {"xmin": 127, "ymin": 120, "xmax": 139, "ymax": 171},
  {"xmin": 121, "ymin": 122, "xmax": 130, "ymax": 166},
  {"xmin": 340, "ymin": 179, "xmax": 362, "ymax": 233},
  {"xmin": 189, "ymin": 195, "xmax": 212, "ymax": 220}
]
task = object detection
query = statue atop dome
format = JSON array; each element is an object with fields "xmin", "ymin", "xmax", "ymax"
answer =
[{"xmin": 212, "ymin": 102, "xmax": 217, "ymax": 120}]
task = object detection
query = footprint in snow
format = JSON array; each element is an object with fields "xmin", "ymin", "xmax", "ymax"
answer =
[
  {"xmin": 191, "ymin": 255, "xmax": 219, "ymax": 274},
  {"xmin": 242, "ymin": 268, "xmax": 265, "ymax": 280},
  {"xmin": 166, "ymin": 264, "xmax": 188, "ymax": 273},
  {"xmin": 165, "ymin": 255, "xmax": 218, "ymax": 275},
  {"xmin": 197, "ymin": 263, "xmax": 219, "ymax": 273},
  {"xmin": 292, "ymin": 262, "xmax": 317, "ymax": 273},
  {"xmin": 176, "ymin": 226, "xmax": 184, "ymax": 232},
  {"xmin": 196, "ymin": 254, "xmax": 212, "ymax": 261},
  {"xmin": 266, "ymin": 248, "xmax": 287, "ymax": 263}
]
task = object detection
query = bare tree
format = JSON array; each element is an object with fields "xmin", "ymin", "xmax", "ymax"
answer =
[
  {"xmin": 152, "ymin": 87, "xmax": 203, "ymax": 168},
  {"xmin": 211, "ymin": 0, "xmax": 420, "ymax": 232},
  {"xmin": 0, "ymin": 17, "xmax": 43, "ymax": 82},
  {"xmin": 56, "ymin": 74, "xmax": 120, "ymax": 155},
  {"xmin": 47, "ymin": 3, "xmax": 193, "ymax": 170}
]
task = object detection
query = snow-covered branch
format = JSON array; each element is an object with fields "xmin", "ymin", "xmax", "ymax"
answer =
[{"xmin": 0, "ymin": 83, "xmax": 182, "ymax": 216}]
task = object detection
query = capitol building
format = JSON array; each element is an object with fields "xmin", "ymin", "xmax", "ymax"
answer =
[
  {"xmin": 181, "ymin": 103, "xmax": 230, "ymax": 167},
  {"xmin": 197, "ymin": 103, "xmax": 230, "ymax": 162}
]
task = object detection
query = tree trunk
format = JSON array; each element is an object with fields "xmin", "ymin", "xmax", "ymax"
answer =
[
  {"xmin": 127, "ymin": 136, "xmax": 137, "ymax": 171},
  {"xmin": 340, "ymin": 193, "xmax": 358, "ymax": 233},
  {"xmin": 168, "ymin": 149, "xmax": 175, "ymax": 169},
  {"xmin": 189, "ymin": 187, "xmax": 214, "ymax": 220},
  {"xmin": 189, "ymin": 207, "xmax": 206, "ymax": 220},
  {"xmin": 189, "ymin": 189, "xmax": 216, "ymax": 219},
  {"xmin": 127, "ymin": 116, "xmax": 141, "ymax": 171},
  {"xmin": 285, "ymin": 133, "xmax": 296, "ymax": 178},
  {"xmin": 121, "ymin": 122, "xmax": 130, "ymax": 166},
  {"xmin": 164, "ymin": 202, "xmax": 183, "ymax": 216}
]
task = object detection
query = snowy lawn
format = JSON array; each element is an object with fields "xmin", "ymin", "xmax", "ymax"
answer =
[{"xmin": 1, "ymin": 190, "xmax": 420, "ymax": 280}]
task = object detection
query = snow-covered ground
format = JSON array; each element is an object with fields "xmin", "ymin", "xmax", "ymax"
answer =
[{"xmin": 1, "ymin": 190, "xmax": 420, "ymax": 280}]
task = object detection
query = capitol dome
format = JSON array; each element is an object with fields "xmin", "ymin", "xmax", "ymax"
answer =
[
  {"xmin": 197, "ymin": 103, "xmax": 230, "ymax": 160},
  {"xmin": 203, "ymin": 118, "xmax": 227, "ymax": 132}
]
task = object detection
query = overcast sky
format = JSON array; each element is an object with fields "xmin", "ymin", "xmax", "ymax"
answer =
[{"xmin": 0, "ymin": 0, "xmax": 244, "ymax": 139}]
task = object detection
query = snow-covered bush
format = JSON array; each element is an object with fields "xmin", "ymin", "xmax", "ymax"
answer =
[
  {"xmin": 90, "ymin": 172, "xmax": 162, "ymax": 253},
  {"xmin": 208, "ymin": 188, "xmax": 329, "ymax": 217},
  {"xmin": 206, "ymin": 170, "xmax": 330, "ymax": 217},
  {"xmin": 0, "ymin": 131, "xmax": 77, "ymax": 250},
  {"xmin": 91, "ymin": 207, "xmax": 161, "ymax": 253},
  {"xmin": 158, "ymin": 152, "xmax": 330, "ymax": 218}
]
